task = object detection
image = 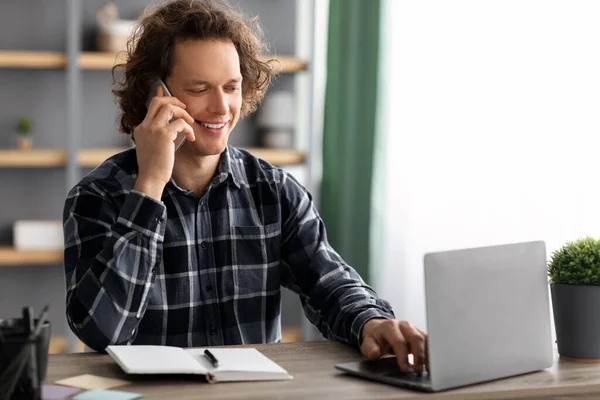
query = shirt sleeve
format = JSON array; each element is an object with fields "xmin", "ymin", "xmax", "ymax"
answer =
[
  {"xmin": 63, "ymin": 184, "xmax": 166, "ymax": 352},
  {"xmin": 278, "ymin": 172, "xmax": 395, "ymax": 349}
]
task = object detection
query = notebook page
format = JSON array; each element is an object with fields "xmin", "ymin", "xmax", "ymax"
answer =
[
  {"xmin": 186, "ymin": 348, "xmax": 288, "ymax": 374},
  {"xmin": 107, "ymin": 345, "xmax": 206, "ymax": 375}
]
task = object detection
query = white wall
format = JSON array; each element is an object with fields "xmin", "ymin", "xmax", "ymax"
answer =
[{"xmin": 376, "ymin": 0, "xmax": 600, "ymax": 331}]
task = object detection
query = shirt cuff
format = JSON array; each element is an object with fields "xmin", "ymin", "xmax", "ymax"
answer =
[
  {"xmin": 351, "ymin": 308, "xmax": 396, "ymax": 348},
  {"xmin": 117, "ymin": 190, "xmax": 167, "ymax": 242}
]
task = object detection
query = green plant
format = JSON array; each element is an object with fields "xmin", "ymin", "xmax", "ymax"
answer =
[
  {"xmin": 15, "ymin": 116, "xmax": 32, "ymax": 136},
  {"xmin": 548, "ymin": 237, "xmax": 600, "ymax": 285}
]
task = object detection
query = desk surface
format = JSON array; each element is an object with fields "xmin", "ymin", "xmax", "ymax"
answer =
[{"xmin": 46, "ymin": 340, "xmax": 600, "ymax": 400}]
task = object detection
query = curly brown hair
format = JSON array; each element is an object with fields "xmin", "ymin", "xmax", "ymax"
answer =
[{"xmin": 112, "ymin": 0, "xmax": 276, "ymax": 135}]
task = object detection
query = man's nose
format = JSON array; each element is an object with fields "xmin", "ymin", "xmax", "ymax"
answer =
[{"xmin": 208, "ymin": 89, "xmax": 228, "ymax": 115}]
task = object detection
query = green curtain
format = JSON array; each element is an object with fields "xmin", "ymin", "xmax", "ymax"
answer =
[{"xmin": 320, "ymin": 0, "xmax": 381, "ymax": 284}]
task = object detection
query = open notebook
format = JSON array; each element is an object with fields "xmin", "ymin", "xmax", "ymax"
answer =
[{"xmin": 106, "ymin": 345, "xmax": 293, "ymax": 383}]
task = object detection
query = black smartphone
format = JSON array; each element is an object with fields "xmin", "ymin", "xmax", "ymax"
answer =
[{"xmin": 146, "ymin": 79, "xmax": 187, "ymax": 151}]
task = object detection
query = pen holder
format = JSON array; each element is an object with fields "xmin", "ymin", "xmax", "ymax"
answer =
[{"xmin": 0, "ymin": 306, "xmax": 51, "ymax": 400}]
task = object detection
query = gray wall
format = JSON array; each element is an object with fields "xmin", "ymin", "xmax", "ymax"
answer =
[{"xmin": 0, "ymin": 0, "xmax": 301, "ymax": 337}]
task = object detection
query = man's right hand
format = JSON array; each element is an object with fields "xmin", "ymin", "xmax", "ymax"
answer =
[{"xmin": 133, "ymin": 84, "xmax": 195, "ymax": 200}]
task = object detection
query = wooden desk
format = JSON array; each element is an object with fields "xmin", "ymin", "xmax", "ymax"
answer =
[{"xmin": 46, "ymin": 340, "xmax": 600, "ymax": 399}]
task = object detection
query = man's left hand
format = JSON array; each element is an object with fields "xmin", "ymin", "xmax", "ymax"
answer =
[{"xmin": 360, "ymin": 318, "xmax": 428, "ymax": 373}]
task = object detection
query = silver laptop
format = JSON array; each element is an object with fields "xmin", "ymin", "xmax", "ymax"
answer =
[{"xmin": 335, "ymin": 241, "xmax": 554, "ymax": 392}]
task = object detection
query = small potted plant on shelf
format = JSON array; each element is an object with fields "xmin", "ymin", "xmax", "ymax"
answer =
[
  {"xmin": 548, "ymin": 236, "xmax": 600, "ymax": 362},
  {"xmin": 15, "ymin": 116, "xmax": 33, "ymax": 151}
]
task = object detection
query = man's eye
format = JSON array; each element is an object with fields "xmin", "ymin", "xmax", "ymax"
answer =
[
  {"xmin": 227, "ymin": 87, "xmax": 240, "ymax": 92},
  {"xmin": 189, "ymin": 89, "xmax": 206, "ymax": 94}
]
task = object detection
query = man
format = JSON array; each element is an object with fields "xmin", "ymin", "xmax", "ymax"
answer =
[{"xmin": 63, "ymin": 0, "xmax": 427, "ymax": 373}]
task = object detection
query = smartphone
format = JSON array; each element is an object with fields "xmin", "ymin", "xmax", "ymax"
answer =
[{"xmin": 146, "ymin": 79, "xmax": 187, "ymax": 151}]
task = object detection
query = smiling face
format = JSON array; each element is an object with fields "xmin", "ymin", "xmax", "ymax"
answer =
[{"xmin": 165, "ymin": 38, "xmax": 242, "ymax": 156}]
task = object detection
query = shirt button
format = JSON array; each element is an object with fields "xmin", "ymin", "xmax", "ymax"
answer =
[
  {"xmin": 205, "ymin": 285, "xmax": 213, "ymax": 293},
  {"xmin": 210, "ymin": 328, "xmax": 217, "ymax": 336},
  {"xmin": 201, "ymin": 241, "xmax": 207, "ymax": 249}
]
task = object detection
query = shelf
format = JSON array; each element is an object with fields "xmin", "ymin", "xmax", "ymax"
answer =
[
  {"xmin": 0, "ymin": 51, "xmax": 308, "ymax": 72},
  {"xmin": 0, "ymin": 51, "xmax": 65, "ymax": 68},
  {"xmin": 79, "ymin": 147, "xmax": 305, "ymax": 167},
  {"xmin": 0, "ymin": 148, "xmax": 304, "ymax": 168},
  {"xmin": 80, "ymin": 52, "xmax": 307, "ymax": 72},
  {"xmin": 0, "ymin": 149, "xmax": 65, "ymax": 167},
  {"xmin": 264, "ymin": 56, "xmax": 309, "ymax": 73},
  {"xmin": 244, "ymin": 148, "xmax": 305, "ymax": 166},
  {"xmin": 0, "ymin": 246, "xmax": 63, "ymax": 266},
  {"xmin": 77, "ymin": 148, "xmax": 124, "ymax": 167},
  {"xmin": 79, "ymin": 51, "xmax": 127, "ymax": 69},
  {"xmin": 49, "ymin": 335, "xmax": 85, "ymax": 354},
  {"xmin": 281, "ymin": 326, "xmax": 301, "ymax": 343}
]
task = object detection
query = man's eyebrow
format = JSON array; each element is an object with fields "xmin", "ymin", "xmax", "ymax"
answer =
[{"xmin": 184, "ymin": 78, "xmax": 243, "ymax": 85}]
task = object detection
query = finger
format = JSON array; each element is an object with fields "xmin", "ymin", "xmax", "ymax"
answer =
[
  {"xmin": 400, "ymin": 322, "xmax": 427, "ymax": 372},
  {"xmin": 146, "ymin": 94, "xmax": 187, "ymax": 121},
  {"xmin": 379, "ymin": 342, "xmax": 393, "ymax": 356},
  {"xmin": 417, "ymin": 327, "xmax": 429, "ymax": 369},
  {"xmin": 168, "ymin": 119, "xmax": 195, "ymax": 143},
  {"xmin": 154, "ymin": 103, "xmax": 195, "ymax": 127},
  {"xmin": 156, "ymin": 83, "xmax": 163, "ymax": 97},
  {"xmin": 380, "ymin": 325, "xmax": 410, "ymax": 372},
  {"xmin": 360, "ymin": 336, "xmax": 382, "ymax": 360}
]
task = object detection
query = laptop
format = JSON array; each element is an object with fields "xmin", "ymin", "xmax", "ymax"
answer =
[{"xmin": 335, "ymin": 240, "xmax": 554, "ymax": 392}]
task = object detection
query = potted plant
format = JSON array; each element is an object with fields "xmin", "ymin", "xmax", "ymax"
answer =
[
  {"xmin": 548, "ymin": 236, "xmax": 600, "ymax": 361},
  {"xmin": 15, "ymin": 116, "xmax": 33, "ymax": 150}
]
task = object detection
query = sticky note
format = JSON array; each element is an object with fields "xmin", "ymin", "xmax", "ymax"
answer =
[
  {"xmin": 42, "ymin": 385, "xmax": 81, "ymax": 400},
  {"xmin": 55, "ymin": 374, "xmax": 131, "ymax": 390},
  {"xmin": 73, "ymin": 390, "xmax": 143, "ymax": 400}
]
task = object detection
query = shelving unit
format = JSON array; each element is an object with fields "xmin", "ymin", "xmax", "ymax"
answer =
[
  {"xmin": 0, "ymin": 148, "xmax": 304, "ymax": 168},
  {"xmin": 0, "ymin": 0, "xmax": 320, "ymax": 352},
  {"xmin": 0, "ymin": 50, "xmax": 308, "ymax": 72}
]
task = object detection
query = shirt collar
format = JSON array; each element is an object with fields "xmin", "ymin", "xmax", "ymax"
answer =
[
  {"xmin": 162, "ymin": 146, "xmax": 244, "ymax": 194},
  {"xmin": 215, "ymin": 146, "xmax": 243, "ymax": 188}
]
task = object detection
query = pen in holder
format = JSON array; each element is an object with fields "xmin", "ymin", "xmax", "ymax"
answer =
[{"xmin": 0, "ymin": 305, "xmax": 51, "ymax": 400}]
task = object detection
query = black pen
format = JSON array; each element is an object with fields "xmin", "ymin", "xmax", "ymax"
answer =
[{"xmin": 204, "ymin": 349, "xmax": 219, "ymax": 368}]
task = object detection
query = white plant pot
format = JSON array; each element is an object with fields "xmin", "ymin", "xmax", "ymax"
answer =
[{"xmin": 262, "ymin": 130, "xmax": 293, "ymax": 149}]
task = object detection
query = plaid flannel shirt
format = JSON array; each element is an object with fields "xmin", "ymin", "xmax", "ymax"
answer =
[{"xmin": 63, "ymin": 146, "xmax": 394, "ymax": 351}]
